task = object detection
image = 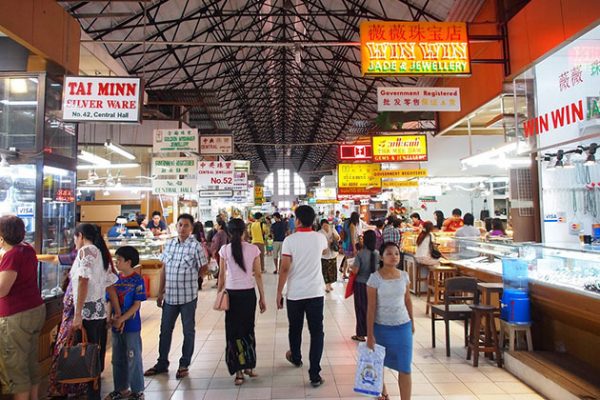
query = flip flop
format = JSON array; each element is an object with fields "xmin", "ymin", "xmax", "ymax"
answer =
[
  {"xmin": 175, "ymin": 368, "xmax": 189, "ymax": 379},
  {"xmin": 143, "ymin": 366, "xmax": 167, "ymax": 377},
  {"xmin": 351, "ymin": 335, "xmax": 366, "ymax": 342},
  {"xmin": 243, "ymin": 369, "xmax": 258, "ymax": 377},
  {"xmin": 234, "ymin": 373, "xmax": 245, "ymax": 385}
]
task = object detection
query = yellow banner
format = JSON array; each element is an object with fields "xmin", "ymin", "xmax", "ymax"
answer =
[
  {"xmin": 382, "ymin": 180, "xmax": 419, "ymax": 188},
  {"xmin": 337, "ymin": 163, "xmax": 381, "ymax": 195},
  {"xmin": 372, "ymin": 135, "xmax": 428, "ymax": 162},
  {"xmin": 360, "ymin": 21, "xmax": 471, "ymax": 76},
  {"xmin": 374, "ymin": 169, "xmax": 427, "ymax": 178}
]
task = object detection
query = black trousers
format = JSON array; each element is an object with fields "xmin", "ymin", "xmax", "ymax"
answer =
[{"xmin": 286, "ymin": 296, "xmax": 324, "ymax": 381}]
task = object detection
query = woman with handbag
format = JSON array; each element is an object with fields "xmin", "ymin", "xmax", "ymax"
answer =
[
  {"xmin": 415, "ymin": 221, "xmax": 440, "ymax": 267},
  {"xmin": 217, "ymin": 219, "xmax": 266, "ymax": 386},
  {"xmin": 318, "ymin": 219, "xmax": 340, "ymax": 293},
  {"xmin": 50, "ymin": 224, "xmax": 121, "ymax": 400},
  {"xmin": 0, "ymin": 216, "xmax": 46, "ymax": 400},
  {"xmin": 350, "ymin": 230, "xmax": 380, "ymax": 342}
]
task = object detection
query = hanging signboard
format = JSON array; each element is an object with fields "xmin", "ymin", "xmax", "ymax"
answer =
[
  {"xmin": 200, "ymin": 135, "xmax": 234, "ymax": 155},
  {"xmin": 382, "ymin": 180, "xmax": 420, "ymax": 188},
  {"xmin": 338, "ymin": 143, "xmax": 373, "ymax": 162},
  {"xmin": 233, "ymin": 171, "xmax": 248, "ymax": 191},
  {"xmin": 377, "ymin": 87, "xmax": 461, "ymax": 112},
  {"xmin": 198, "ymin": 160, "xmax": 234, "ymax": 191},
  {"xmin": 153, "ymin": 129, "xmax": 199, "ymax": 153},
  {"xmin": 374, "ymin": 169, "xmax": 427, "ymax": 178},
  {"xmin": 315, "ymin": 187, "xmax": 337, "ymax": 200},
  {"xmin": 62, "ymin": 76, "xmax": 143, "ymax": 123},
  {"xmin": 360, "ymin": 21, "xmax": 471, "ymax": 76},
  {"xmin": 255, "ymin": 185, "xmax": 265, "ymax": 205},
  {"xmin": 337, "ymin": 163, "xmax": 381, "ymax": 195},
  {"xmin": 199, "ymin": 190, "xmax": 233, "ymax": 198},
  {"xmin": 246, "ymin": 180, "xmax": 256, "ymax": 204},
  {"xmin": 151, "ymin": 157, "xmax": 198, "ymax": 194},
  {"xmin": 372, "ymin": 135, "xmax": 428, "ymax": 162}
]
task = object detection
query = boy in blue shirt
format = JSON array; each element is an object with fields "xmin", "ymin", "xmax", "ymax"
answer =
[{"xmin": 106, "ymin": 246, "xmax": 146, "ymax": 400}]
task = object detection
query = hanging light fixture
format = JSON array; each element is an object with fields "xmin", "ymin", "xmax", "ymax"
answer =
[
  {"xmin": 104, "ymin": 140, "xmax": 136, "ymax": 160},
  {"xmin": 78, "ymin": 150, "xmax": 110, "ymax": 165},
  {"xmin": 554, "ymin": 150, "xmax": 565, "ymax": 169},
  {"xmin": 584, "ymin": 143, "xmax": 597, "ymax": 166}
]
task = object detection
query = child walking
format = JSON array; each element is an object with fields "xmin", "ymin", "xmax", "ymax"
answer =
[
  {"xmin": 105, "ymin": 246, "xmax": 147, "ymax": 400},
  {"xmin": 366, "ymin": 241, "xmax": 414, "ymax": 400}
]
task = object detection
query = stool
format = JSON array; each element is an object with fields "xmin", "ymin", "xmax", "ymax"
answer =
[
  {"xmin": 425, "ymin": 266, "xmax": 457, "ymax": 315},
  {"xmin": 477, "ymin": 282, "xmax": 504, "ymax": 306},
  {"xmin": 414, "ymin": 262, "xmax": 429, "ymax": 297},
  {"xmin": 467, "ymin": 304, "xmax": 502, "ymax": 367},
  {"xmin": 499, "ymin": 320, "xmax": 533, "ymax": 351}
]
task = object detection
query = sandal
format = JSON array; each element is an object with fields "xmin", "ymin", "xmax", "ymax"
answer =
[
  {"xmin": 378, "ymin": 394, "xmax": 389, "ymax": 400},
  {"xmin": 234, "ymin": 373, "xmax": 245, "ymax": 385},
  {"xmin": 351, "ymin": 335, "xmax": 366, "ymax": 342},
  {"xmin": 175, "ymin": 368, "xmax": 189, "ymax": 379},
  {"xmin": 243, "ymin": 369, "xmax": 258, "ymax": 377},
  {"xmin": 143, "ymin": 366, "xmax": 167, "ymax": 377}
]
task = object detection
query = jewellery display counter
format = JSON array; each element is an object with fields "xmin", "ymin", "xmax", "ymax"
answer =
[{"xmin": 442, "ymin": 238, "xmax": 600, "ymax": 378}]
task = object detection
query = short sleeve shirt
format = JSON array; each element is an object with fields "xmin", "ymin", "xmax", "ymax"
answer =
[
  {"xmin": 220, "ymin": 242, "xmax": 260, "ymax": 290},
  {"xmin": 0, "ymin": 243, "xmax": 43, "ymax": 317},
  {"xmin": 250, "ymin": 221, "xmax": 268, "ymax": 244},
  {"xmin": 71, "ymin": 244, "xmax": 119, "ymax": 320},
  {"xmin": 160, "ymin": 235, "xmax": 208, "ymax": 305},
  {"xmin": 271, "ymin": 221, "xmax": 288, "ymax": 242},
  {"xmin": 354, "ymin": 249, "xmax": 380, "ymax": 283},
  {"xmin": 367, "ymin": 270, "xmax": 411, "ymax": 326},
  {"xmin": 282, "ymin": 229, "xmax": 327, "ymax": 300},
  {"xmin": 110, "ymin": 272, "xmax": 146, "ymax": 332}
]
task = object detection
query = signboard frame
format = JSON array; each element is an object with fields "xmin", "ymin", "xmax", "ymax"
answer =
[
  {"xmin": 337, "ymin": 163, "xmax": 381, "ymax": 196},
  {"xmin": 377, "ymin": 87, "xmax": 461, "ymax": 112},
  {"xmin": 153, "ymin": 128, "xmax": 199, "ymax": 153},
  {"xmin": 371, "ymin": 134, "xmax": 428, "ymax": 162},
  {"xmin": 338, "ymin": 143, "xmax": 373, "ymax": 162},
  {"xmin": 200, "ymin": 135, "xmax": 234, "ymax": 155}
]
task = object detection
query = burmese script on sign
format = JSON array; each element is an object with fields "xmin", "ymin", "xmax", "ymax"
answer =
[
  {"xmin": 372, "ymin": 135, "xmax": 428, "ymax": 162},
  {"xmin": 62, "ymin": 76, "xmax": 142, "ymax": 122},
  {"xmin": 360, "ymin": 22, "xmax": 470, "ymax": 76},
  {"xmin": 337, "ymin": 163, "xmax": 381, "ymax": 195}
]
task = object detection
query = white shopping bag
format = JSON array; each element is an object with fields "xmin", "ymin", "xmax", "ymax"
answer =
[
  {"xmin": 208, "ymin": 259, "xmax": 219, "ymax": 272},
  {"xmin": 353, "ymin": 342, "xmax": 386, "ymax": 397}
]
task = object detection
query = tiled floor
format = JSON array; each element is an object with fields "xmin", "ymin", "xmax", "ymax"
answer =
[{"xmin": 95, "ymin": 257, "xmax": 545, "ymax": 400}]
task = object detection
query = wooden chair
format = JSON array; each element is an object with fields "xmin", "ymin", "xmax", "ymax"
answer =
[
  {"xmin": 425, "ymin": 265, "xmax": 457, "ymax": 314},
  {"xmin": 431, "ymin": 276, "xmax": 479, "ymax": 357}
]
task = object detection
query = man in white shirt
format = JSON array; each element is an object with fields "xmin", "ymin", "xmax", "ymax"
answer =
[{"xmin": 277, "ymin": 205, "xmax": 328, "ymax": 388}]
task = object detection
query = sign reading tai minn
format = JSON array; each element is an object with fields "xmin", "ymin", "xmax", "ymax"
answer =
[{"xmin": 360, "ymin": 21, "xmax": 470, "ymax": 76}]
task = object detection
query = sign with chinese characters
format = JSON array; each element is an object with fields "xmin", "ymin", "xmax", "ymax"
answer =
[
  {"xmin": 377, "ymin": 87, "xmax": 460, "ymax": 112},
  {"xmin": 372, "ymin": 135, "xmax": 428, "ymax": 162},
  {"xmin": 62, "ymin": 76, "xmax": 142, "ymax": 123},
  {"xmin": 382, "ymin": 180, "xmax": 419, "ymax": 188},
  {"xmin": 200, "ymin": 135, "xmax": 234, "ymax": 155},
  {"xmin": 337, "ymin": 163, "xmax": 381, "ymax": 195},
  {"xmin": 233, "ymin": 171, "xmax": 248, "ymax": 191},
  {"xmin": 151, "ymin": 157, "xmax": 198, "ymax": 195},
  {"xmin": 198, "ymin": 160, "xmax": 234, "ymax": 191},
  {"xmin": 360, "ymin": 21, "xmax": 470, "ymax": 76},
  {"xmin": 55, "ymin": 189, "xmax": 75, "ymax": 202},
  {"xmin": 374, "ymin": 169, "xmax": 427, "ymax": 178},
  {"xmin": 338, "ymin": 143, "xmax": 373, "ymax": 162},
  {"xmin": 153, "ymin": 129, "xmax": 199, "ymax": 153}
]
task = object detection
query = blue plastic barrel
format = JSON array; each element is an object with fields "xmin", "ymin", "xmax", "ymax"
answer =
[
  {"xmin": 502, "ymin": 257, "xmax": 529, "ymax": 292},
  {"xmin": 500, "ymin": 289, "xmax": 531, "ymax": 324}
]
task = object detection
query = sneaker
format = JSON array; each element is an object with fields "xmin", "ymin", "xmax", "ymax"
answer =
[
  {"xmin": 104, "ymin": 391, "xmax": 128, "ymax": 400},
  {"xmin": 310, "ymin": 377, "xmax": 325, "ymax": 387},
  {"xmin": 285, "ymin": 350, "xmax": 303, "ymax": 367},
  {"xmin": 129, "ymin": 393, "xmax": 145, "ymax": 400}
]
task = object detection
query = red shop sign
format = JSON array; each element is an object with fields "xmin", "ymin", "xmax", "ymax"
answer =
[{"xmin": 339, "ymin": 144, "xmax": 373, "ymax": 162}]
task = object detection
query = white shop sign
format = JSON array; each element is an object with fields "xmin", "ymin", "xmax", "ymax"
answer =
[
  {"xmin": 377, "ymin": 87, "xmax": 460, "ymax": 112},
  {"xmin": 233, "ymin": 171, "xmax": 248, "ymax": 191},
  {"xmin": 153, "ymin": 179, "xmax": 198, "ymax": 195},
  {"xmin": 62, "ymin": 76, "xmax": 142, "ymax": 123},
  {"xmin": 198, "ymin": 160, "xmax": 234, "ymax": 191},
  {"xmin": 199, "ymin": 190, "xmax": 233, "ymax": 198},
  {"xmin": 153, "ymin": 129, "xmax": 199, "ymax": 153},
  {"xmin": 315, "ymin": 187, "xmax": 337, "ymax": 200},
  {"xmin": 151, "ymin": 157, "xmax": 198, "ymax": 195},
  {"xmin": 200, "ymin": 135, "xmax": 234, "ymax": 155}
]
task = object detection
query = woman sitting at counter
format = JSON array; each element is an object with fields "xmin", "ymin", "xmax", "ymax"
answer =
[
  {"xmin": 488, "ymin": 218, "xmax": 507, "ymax": 237},
  {"xmin": 0, "ymin": 215, "xmax": 46, "ymax": 400},
  {"xmin": 415, "ymin": 221, "xmax": 440, "ymax": 267},
  {"xmin": 432, "ymin": 210, "xmax": 445, "ymax": 232},
  {"xmin": 410, "ymin": 213, "xmax": 424, "ymax": 230}
]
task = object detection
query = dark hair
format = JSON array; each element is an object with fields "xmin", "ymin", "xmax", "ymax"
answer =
[
  {"xmin": 177, "ymin": 213, "xmax": 194, "ymax": 225},
  {"xmin": 452, "ymin": 208, "xmax": 462, "ymax": 217},
  {"xmin": 152, "ymin": 211, "xmax": 161, "ymax": 218},
  {"xmin": 193, "ymin": 221, "xmax": 205, "ymax": 242},
  {"xmin": 273, "ymin": 212, "xmax": 281, "ymax": 219},
  {"xmin": 484, "ymin": 217, "xmax": 493, "ymax": 232},
  {"xmin": 380, "ymin": 241, "xmax": 400, "ymax": 256},
  {"xmin": 228, "ymin": 218, "xmax": 247, "ymax": 272},
  {"xmin": 374, "ymin": 219, "xmax": 384, "ymax": 228},
  {"xmin": 433, "ymin": 210, "xmax": 445, "ymax": 230},
  {"xmin": 350, "ymin": 212, "xmax": 360, "ymax": 225},
  {"xmin": 463, "ymin": 213, "xmax": 475, "ymax": 226},
  {"xmin": 216, "ymin": 219, "xmax": 227, "ymax": 231},
  {"xmin": 392, "ymin": 218, "xmax": 401, "ymax": 228},
  {"xmin": 75, "ymin": 223, "xmax": 113, "ymax": 271},
  {"xmin": 295, "ymin": 205, "xmax": 316, "ymax": 228},
  {"xmin": 410, "ymin": 212, "xmax": 421, "ymax": 220},
  {"xmin": 362, "ymin": 230, "xmax": 378, "ymax": 273},
  {"xmin": 492, "ymin": 218, "xmax": 506, "ymax": 234},
  {"xmin": 417, "ymin": 221, "xmax": 435, "ymax": 245},
  {"xmin": 254, "ymin": 212, "xmax": 263, "ymax": 219},
  {"xmin": 0, "ymin": 215, "xmax": 25, "ymax": 245},
  {"xmin": 136, "ymin": 214, "xmax": 146, "ymax": 226},
  {"xmin": 115, "ymin": 246, "xmax": 140, "ymax": 268}
]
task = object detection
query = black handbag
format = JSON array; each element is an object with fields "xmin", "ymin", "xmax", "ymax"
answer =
[
  {"xmin": 330, "ymin": 238, "xmax": 340, "ymax": 252},
  {"xmin": 429, "ymin": 235, "xmax": 442, "ymax": 259},
  {"xmin": 57, "ymin": 327, "xmax": 101, "ymax": 386}
]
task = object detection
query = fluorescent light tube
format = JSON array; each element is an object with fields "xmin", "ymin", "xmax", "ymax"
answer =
[
  {"xmin": 78, "ymin": 150, "xmax": 110, "ymax": 165},
  {"xmin": 77, "ymin": 163, "xmax": 140, "ymax": 170},
  {"xmin": 104, "ymin": 140, "xmax": 136, "ymax": 160}
]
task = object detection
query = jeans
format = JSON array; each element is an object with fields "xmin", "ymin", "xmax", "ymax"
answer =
[
  {"xmin": 75, "ymin": 319, "xmax": 107, "ymax": 400},
  {"xmin": 156, "ymin": 298, "xmax": 197, "ymax": 370},
  {"xmin": 112, "ymin": 331, "xmax": 144, "ymax": 393},
  {"xmin": 286, "ymin": 296, "xmax": 324, "ymax": 381}
]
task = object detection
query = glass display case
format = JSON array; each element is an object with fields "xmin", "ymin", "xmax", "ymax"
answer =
[
  {"xmin": 37, "ymin": 261, "xmax": 68, "ymax": 300},
  {"xmin": 0, "ymin": 76, "xmax": 39, "ymax": 150},
  {"xmin": 42, "ymin": 166, "xmax": 76, "ymax": 255},
  {"xmin": 445, "ymin": 237, "xmax": 600, "ymax": 299},
  {"xmin": 106, "ymin": 236, "xmax": 166, "ymax": 261},
  {"xmin": 0, "ymin": 164, "xmax": 37, "ymax": 244}
]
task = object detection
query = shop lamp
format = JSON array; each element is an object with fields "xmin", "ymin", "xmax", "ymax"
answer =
[
  {"xmin": 584, "ymin": 143, "xmax": 597, "ymax": 166},
  {"xmin": 78, "ymin": 150, "xmax": 110, "ymax": 166},
  {"xmin": 554, "ymin": 150, "xmax": 565, "ymax": 169},
  {"xmin": 104, "ymin": 140, "xmax": 136, "ymax": 161}
]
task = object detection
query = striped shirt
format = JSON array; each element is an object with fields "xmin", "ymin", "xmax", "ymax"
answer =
[
  {"xmin": 382, "ymin": 225, "xmax": 401, "ymax": 245},
  {"xmin": 160, "ymin": 235, "xmax": 208, "ymax": 305}
]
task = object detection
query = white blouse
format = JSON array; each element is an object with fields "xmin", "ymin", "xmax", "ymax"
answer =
[{"xmin": 70, "ymin": 244, "xmax": 118, "ymax": 320}]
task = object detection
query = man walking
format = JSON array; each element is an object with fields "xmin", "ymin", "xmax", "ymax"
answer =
[
  {"xmin": 270, "ymin": 212, "xmax": 288, "ymax": 274},
  {"xmin": 250, "ymin": 212, "xmax": 269, "ymax": 272},
  {"xmin": 276, "ymin": 206, "xmax": 328, "ymax": 387},
  {"xmin": 144, "ymin": 214, "xmax": 208, "ymax": 380}
]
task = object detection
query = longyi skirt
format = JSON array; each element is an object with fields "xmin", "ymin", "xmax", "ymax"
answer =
[
  {"xmin": 321, "ymin": 258, "xmax": 337, "ymax": 284},
  {"xmin": 373, "ymin": 321, "xmax": 413, "ymax": 374}
]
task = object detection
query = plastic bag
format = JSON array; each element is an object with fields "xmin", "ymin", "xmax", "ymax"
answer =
[{"xmin": 354, "ymin": 342, "xmax": 386, "ymax": 397}]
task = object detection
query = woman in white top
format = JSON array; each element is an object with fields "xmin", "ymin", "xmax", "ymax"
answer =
[
  {"xmin": 414, "ymin": 221, "xmax": 439, "ymax": 267},
  {"xmin": 69, "ymin": 224, "xmax": 120, "ymax": 400},
  {"xmin": 217, "ymin": 218, "xmax": 266, "ymax": 386},
  {"xmin": 367, "ymin": 241, "xmax": 414, "ymax": 400},
  {"xmin": 318, "ymin": 219, "xmax": 340, "ymax": 293}
]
